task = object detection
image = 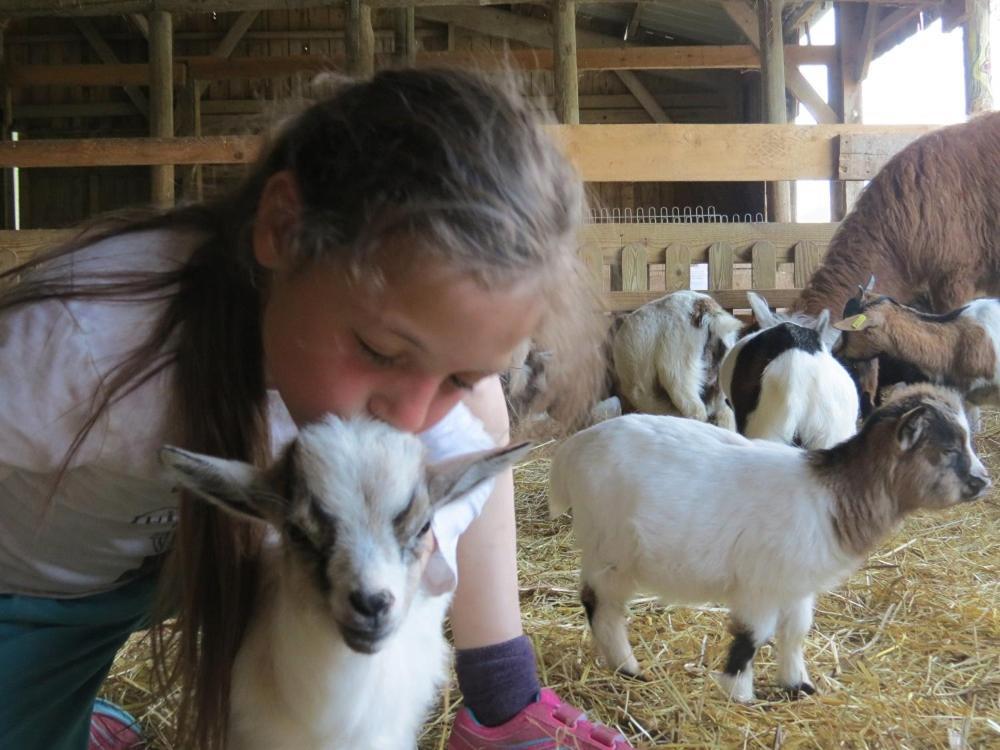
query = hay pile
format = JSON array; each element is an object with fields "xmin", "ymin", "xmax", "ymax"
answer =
[{"xmin": 103, "ymin": 421, "xmax": 1000, "ymax": 749}]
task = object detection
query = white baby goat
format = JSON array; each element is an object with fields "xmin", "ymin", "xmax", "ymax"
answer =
[
  {"xmin": 162, "ymin": 415, "xmax": 529, "ymax": 750},
  {"xmin": 549, "ymin": 384, "xmax": 989, "ymax": 702}
]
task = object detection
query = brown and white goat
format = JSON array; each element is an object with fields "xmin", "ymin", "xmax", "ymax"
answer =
[
  {"xmin": 550, "ymin": 384, "xmax": 990, "ymax": 702},
  {"xmin": 793, "ymin": 111, "xmax": 1000, "ymax": 320},
  {"xmin": 834, "ymin": 293, "xmax": 1000, "ymax": 408}
]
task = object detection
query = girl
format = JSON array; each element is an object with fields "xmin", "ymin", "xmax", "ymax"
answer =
[{"xmin": 0, "ymin": 69, "xmax": 632, "ymax": 749}]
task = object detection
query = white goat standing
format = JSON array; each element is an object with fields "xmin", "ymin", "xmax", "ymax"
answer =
[
  {"xmin": 549, "ymin": 384, "xmax": 989, "ymax": 702},
  {"xmin": 162, "ymin": 415, "xmax": 529, "ymax": 750},
  {"xmin": 613, "ymin": 290, "xmax": 742, "ymax": 429},
  {"xmin": 719, "ymin": 292, "xmax": 859, "ymax": 449}
]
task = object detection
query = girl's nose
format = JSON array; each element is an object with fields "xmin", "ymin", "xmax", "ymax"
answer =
[{"xmin": 368, "ymin": 376, "xmax": 440, "ymax": 433}]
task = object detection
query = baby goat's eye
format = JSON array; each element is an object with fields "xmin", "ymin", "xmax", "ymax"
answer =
[
  {"xmin": 286, "ymin": 524, "xmax": 313, "ymax": 549},
  {"xmin": 419, "ymin": 520, "xmax": 432, "ymax": 537}
]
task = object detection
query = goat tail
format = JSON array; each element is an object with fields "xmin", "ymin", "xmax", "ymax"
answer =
[{"xmin": 548, "ymin": 448, "xmax": 573, "ymax": 519}]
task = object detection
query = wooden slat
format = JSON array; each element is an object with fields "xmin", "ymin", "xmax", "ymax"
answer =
[
  {"xmin": 581, "ymin": 246, "xmax": 604, "ymax": 294},
  {"xmin": 662, "ymin": 243, "xmax": 690, "ymax": 293},
  {"xmin": 0, "ymin": 229, "xmax": 74, "ymax": 272},
  {"xmin": 620, "ymin": 243, "xmax": 648, "ymax": 292},
  {"xmin": 0, "ymin": 136, "xmax": 259, "ymax": 167},
  {"xmin": 708, "ymin": 242, "xmax": 734, "ymax": 291},
  {"xmin": 750, "ymin": 241, "xmax": 777, "ymax": 290},
  {"xmin": 793, "ymin": 240, "xmax": 825, "ymax": 288},
  {"xmin": 584, "ymin": 223, "xmax": 839, "ymax": 264},
  {"xmin": 0, "ymin": 125, "xmax": 935, "ymax": 180},
  {"xmin": 605, "ymin": 288, "xmax": 801, "ymax": 313}
]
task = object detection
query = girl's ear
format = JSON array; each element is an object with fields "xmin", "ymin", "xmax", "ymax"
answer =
[{"xmin": 253, "ymin": 170, "xmax": 304, "ymax": 271}]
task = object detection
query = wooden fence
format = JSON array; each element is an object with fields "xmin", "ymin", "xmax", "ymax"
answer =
[
  {"xmin": 0, "ymin": 223, "xmax": 838, "ymax": 314},
  {"xmin": 580, "ymin": 221, "xmax": 837, "ymax": 312}
]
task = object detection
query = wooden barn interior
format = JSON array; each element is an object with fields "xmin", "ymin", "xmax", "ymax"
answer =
[{"xmin": 0, "ymin": 1, "xmax": 996, "ymax": 748}]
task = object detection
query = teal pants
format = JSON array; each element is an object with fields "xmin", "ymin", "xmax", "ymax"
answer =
[{"xmin": 0, "ymin": 575, "xmax": 157, "ymax": 750}]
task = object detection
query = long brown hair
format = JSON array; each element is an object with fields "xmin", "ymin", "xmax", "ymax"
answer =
[{"xmin": 0, "ymin": 68, "xmax": 606, "ymax": 748}]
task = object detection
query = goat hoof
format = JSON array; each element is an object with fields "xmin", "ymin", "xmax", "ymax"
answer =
[
  {"xmin": 614, "ymin": 667, "xmax": 647, "ymax": 682},
  {"xmin": 784, "ymin": 682, "xmax": 816, "ymax": 699}
]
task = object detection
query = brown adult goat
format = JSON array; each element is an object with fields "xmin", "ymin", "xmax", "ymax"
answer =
[
  {"xmin": 793, "ymin": 111, "xmax": 1000, "ymax": 319},
  {"xmin": 791, "ymin": 112, "xmax": 1000, "ymax": 414}
]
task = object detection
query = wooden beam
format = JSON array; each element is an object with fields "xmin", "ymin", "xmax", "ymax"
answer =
[
  {"xmin": 0, "ymin": 125, "xmax": 936, "ymax": 181},
  {"xmin": 964, "ymin": 0, "xmax": 992, "ymax": 114},
  {"xmin": 720, "ymin": 0, "xmax": 837, "ymax": 124},
  {"xmin": 346, "ymin": 0, "xmax": 375, "ymax": 78},
  {"xmin": 624, "ymin": 4, "xmax": 642, "ymax": 41},
  {"xmin": 758, "ymin": 0, "xmax": 791, "ymax": 223},
  {"xmin": 0, "ymin": 47, "xmax": 832, "ymax": 90},
  {"xmin": 832, "ymin": 3, "xmax": 865, "ymax": 219},
  {"xmin": 394, "ymin": 7, "xmax": 417, "ymax": 66},
  {"xmin": 856, "ymin": 2, "xmax": 880, "ymax": 82},
  {"xmin": 875, "ymin": 6, "xmax": 921, "ymax": 43},
  {"xmin": 0, "ymin": 0, "xmax": 947, "ymax": 16},
  {"xmin": 553, "ymin": 0, "xmax": 579, "ymax": 124},
  {"xmin": 837, "ymin": 131, "xmax": 924, "ymax": 179},
  {"xmin": 615, "ymin": 71, "xmax": 669, "ymax": 122},
  {"xmin": 149, "ymin": 11, "xmax": 174, "ymax": 207},
  {"xmin": 72, "ymin": 18, "xmax": 149, "ymax": 118},
  {"xmin": 127, "ymin": 13, "xmax": 149, "ymax": 39}
]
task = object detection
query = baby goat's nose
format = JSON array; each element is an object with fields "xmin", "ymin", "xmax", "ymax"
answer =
[
  {"xmin": 349, "ymin": 589, "xmax": 395, "ymax": 619},
  {"xmin": 965, "ymin": 474, "xmax": 989, "ymax": 498}
]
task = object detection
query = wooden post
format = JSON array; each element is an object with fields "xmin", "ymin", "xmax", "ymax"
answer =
[
  {"xmin": 829, "ymin": 2, "xmax": 864, "ymax": 221},
  {"xmin": 553, "ymin": 0, "xmax": 579, "ymax": 125},
  {"xmin": 394, "ymin": 7, "xmax": 416, "ymax": 67},
  {"xmin": 179, "ymin": 77, "xmax": 202, "ymax": 202},
  {"xmin": 757, "ymin": 0, "xmax": 791, "ymax": 223},
  {"xmin": 149, "ymin": 11, "xmax": 174, "ymax": 207},
  {"xmin": 964, "ymin": 0, "xmax": 993, "ymax": 114},
  {"xmin": 347, "ymin": 0, "xmax": 375, "ymax": 78},
  {"xmin": 0, "ymin": 20, "xmax": 13, "ymax": 230}
]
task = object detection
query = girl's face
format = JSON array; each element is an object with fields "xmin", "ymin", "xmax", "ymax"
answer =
[{"xmin": 259, "ymin": 248, "xmax": 542, "ymax": 434}]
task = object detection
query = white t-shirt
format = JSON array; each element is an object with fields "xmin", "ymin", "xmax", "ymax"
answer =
[{"xmin": 0, "ymin": 229, "xmax": 494, "ymax": 599}]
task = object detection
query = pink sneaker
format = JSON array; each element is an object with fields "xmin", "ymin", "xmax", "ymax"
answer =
[
  {"xmin": 89, "ymin": 699, "xmax": 145, "ymax": 750},
  {"xmin": 447, "ymin": 688, "xmax": 633, "ymax": 749}
]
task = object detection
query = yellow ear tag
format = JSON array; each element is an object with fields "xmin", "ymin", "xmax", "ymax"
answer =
[{"xmin": 851, "ymin": 314, "xmax": 867, "ymax": 330}]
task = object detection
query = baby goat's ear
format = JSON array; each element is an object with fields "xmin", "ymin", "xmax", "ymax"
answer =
[
  {"xmin": 833, "ymin": 313, "xmax": 876, "ymax": 332},
  {"xmin": 160, "ymin": 446, "xmax": 283, "ymax": 523},
  {"xmin": 746, "ymin": 291, "xmax": 775, "ymax": 329},
  {"xmin": 896, "ymin": 406, "xmax": 929, "ymax": 451},
  {"xmin": 426, "ymin": 442, "xmax": 534, "ymax": 509}
]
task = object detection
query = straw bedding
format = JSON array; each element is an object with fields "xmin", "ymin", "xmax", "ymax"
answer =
[{"xmin": 102, "ymin": 417, "xmax": 1000, "ymax": 749}]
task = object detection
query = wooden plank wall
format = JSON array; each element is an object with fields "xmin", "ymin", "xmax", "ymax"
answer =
[{"xmin": 3, "ymin": 11, "xmax": 754, "ymax": 227}]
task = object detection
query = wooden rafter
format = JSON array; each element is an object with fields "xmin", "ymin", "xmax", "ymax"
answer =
[
  {"xmin": 72, "ymin": 18, "xmax": 149, "ymax": 118},
  {"xmin": 0, "ymin": 0, "xmax": 948, "ymax": 16},
  {"xmin": 855, "ymin": 2, "xmax": 880, "ymax": 82}
]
